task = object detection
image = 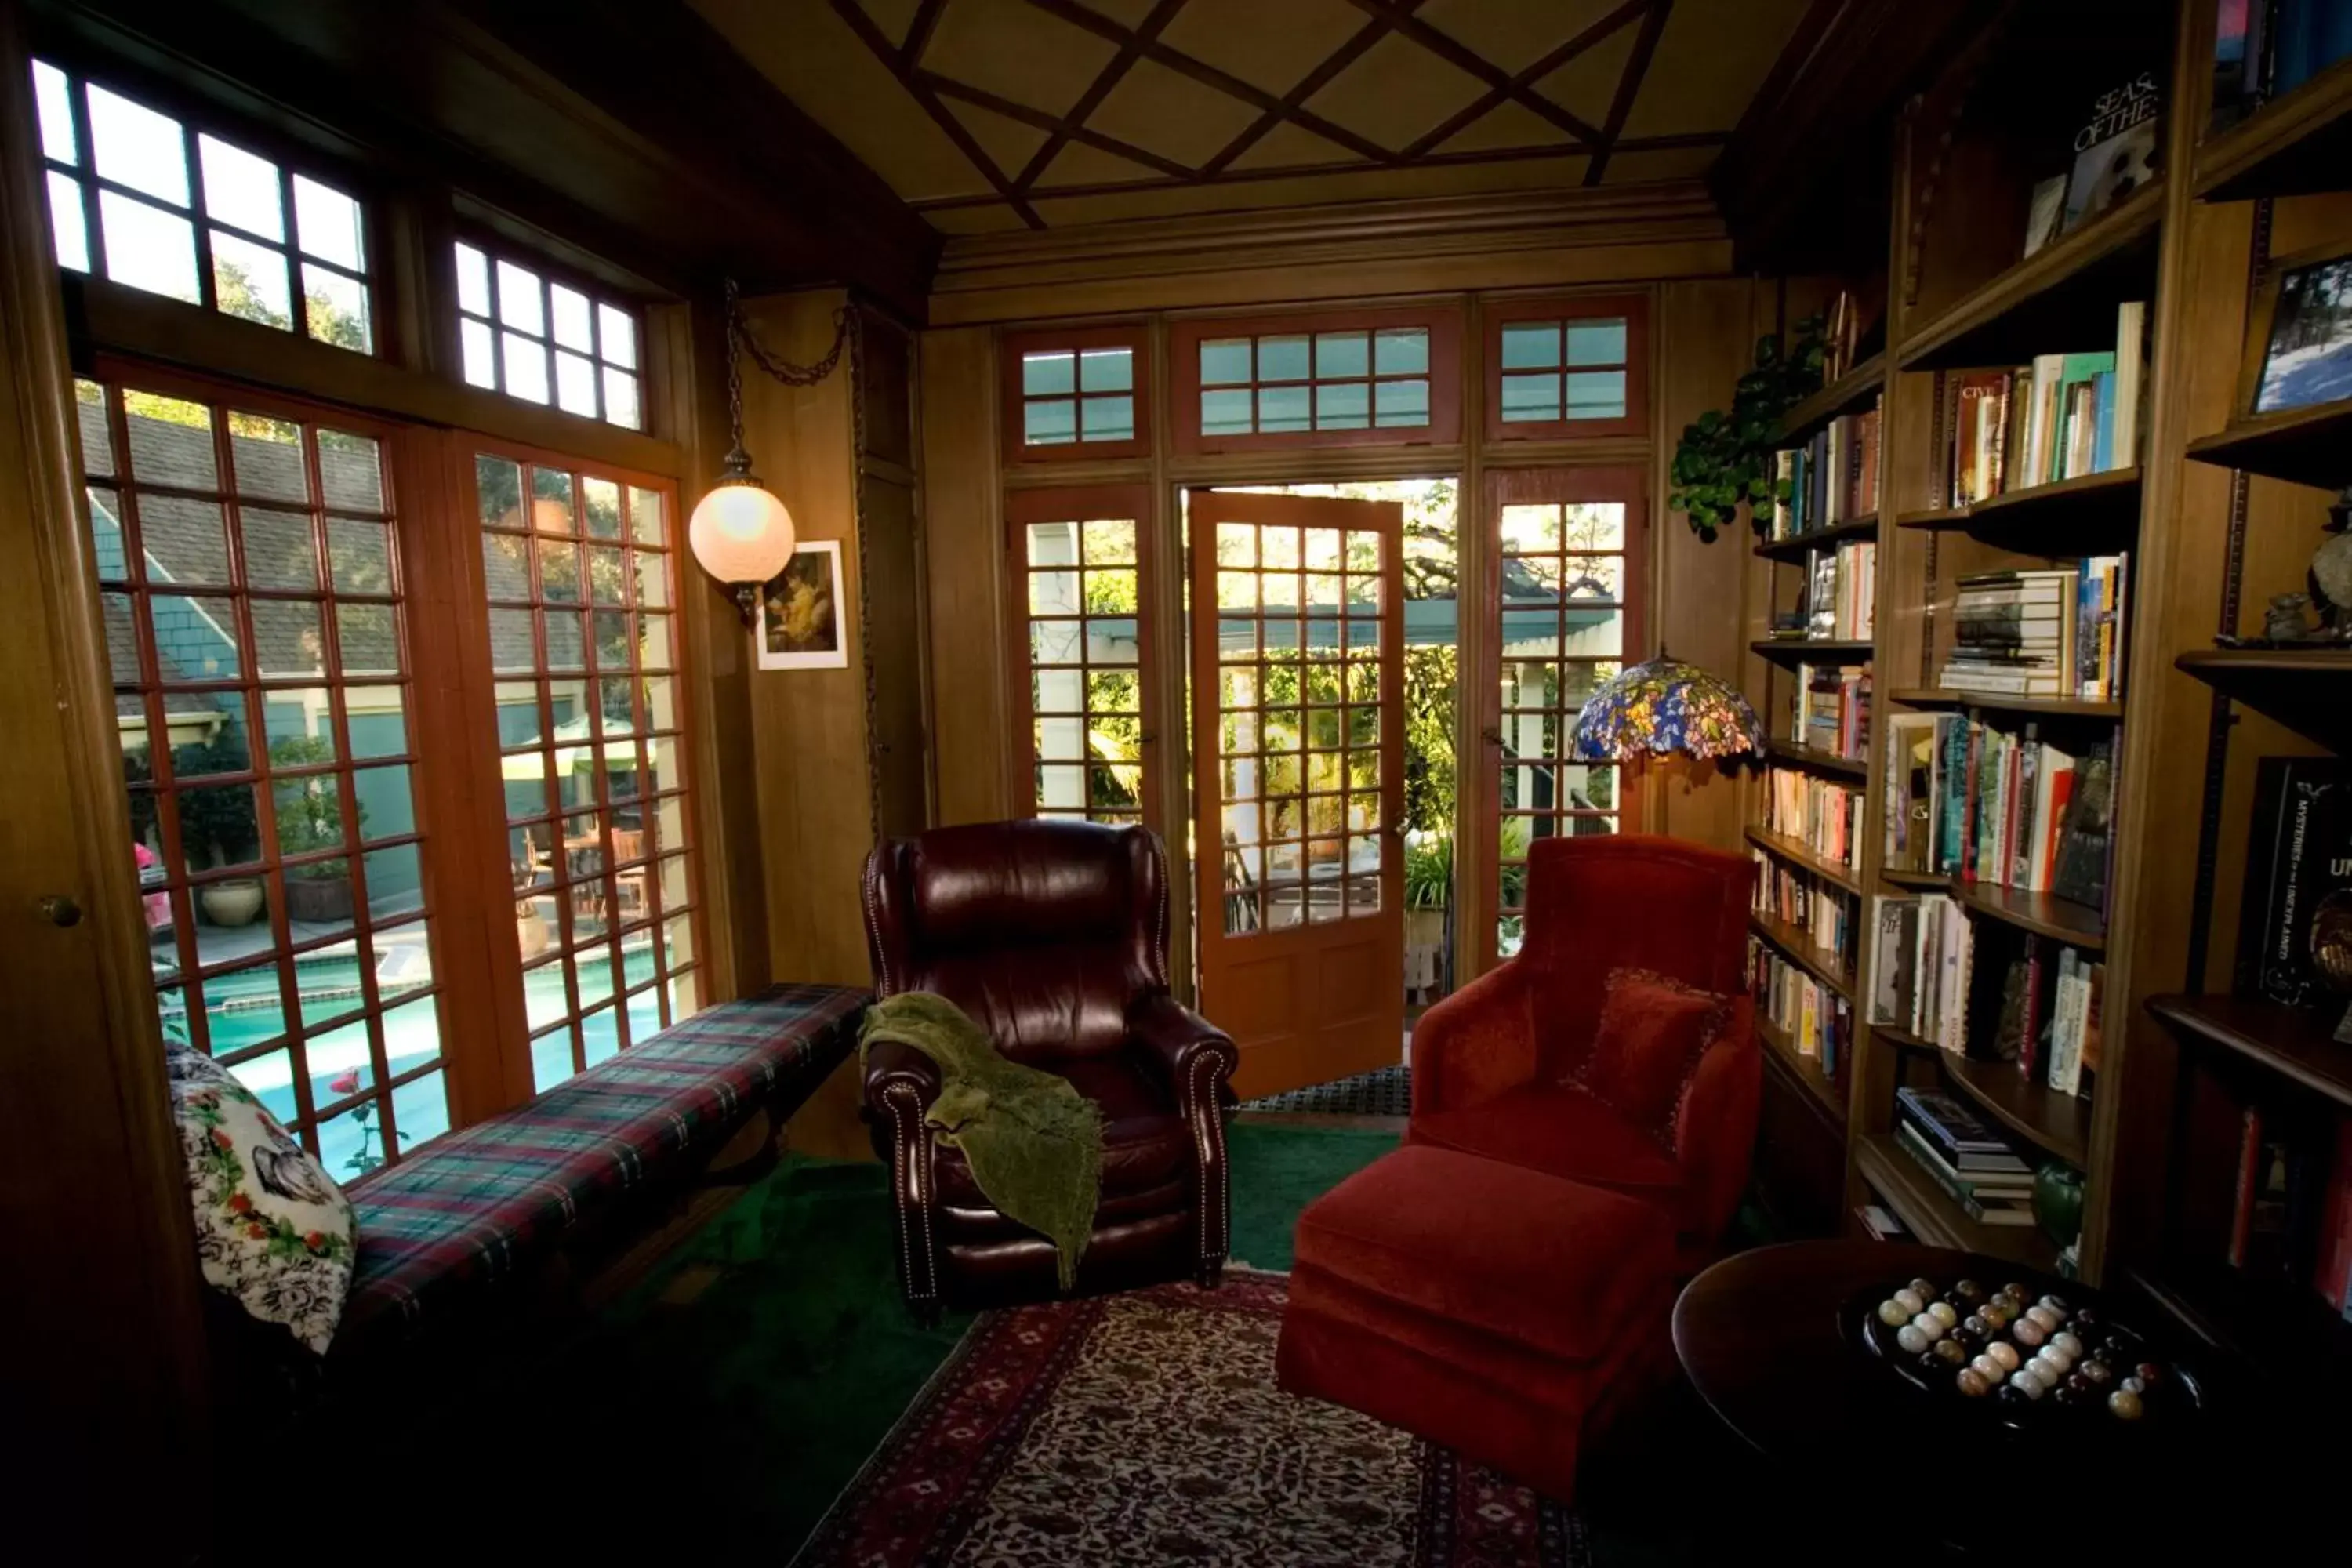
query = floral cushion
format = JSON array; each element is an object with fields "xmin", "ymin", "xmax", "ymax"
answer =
[
  {"xmin": 1577, "ymin": 967, "xmax": 1732, "ymax": 1145},
  {"xmin": 166, "ymin": 1042, "xmax": 354, "ymax": 1353}
]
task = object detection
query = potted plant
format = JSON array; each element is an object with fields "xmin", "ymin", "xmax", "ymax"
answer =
[
  {"xmin": 174, "ymin": 734, "xmax": 265, "ymax": 927},
  {"xmin": 1667, "ymin": 317, "xmax": 1827, "ymax": 541},
  {"xmin": 270, "ymin": 736, "xmax": 365, "ymax": 924}
]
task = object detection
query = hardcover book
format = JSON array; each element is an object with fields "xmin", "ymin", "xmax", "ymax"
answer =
[{"xmin": 2236, "ymin": 757, "xmax": 2352, "ymax": 1013}]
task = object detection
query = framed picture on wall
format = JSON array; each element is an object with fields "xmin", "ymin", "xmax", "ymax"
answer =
[
  {"xmin": 2240, "ymin": 241, "xmax": 2352, "ymax": 419},
  {"xmin": 758, "ymin": 539, "xmax": 850, "ymax": 670}
]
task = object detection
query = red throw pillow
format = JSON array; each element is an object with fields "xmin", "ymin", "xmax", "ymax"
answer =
[{"xmin": 1578, "ymin": 967, "xmax": 1731, "ymax": 1142}]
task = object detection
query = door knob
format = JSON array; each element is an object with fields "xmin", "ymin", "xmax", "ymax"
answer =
[{"xmin": 39, "ymin": 895, "xmax": 82, "ymax": 928}]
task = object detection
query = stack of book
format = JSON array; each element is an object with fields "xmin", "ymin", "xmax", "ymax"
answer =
[
  {"xmin": 1880, "ymin": 712, "xmax": 2114, "ymax": 907},
  {"xmin": 1772, "ymin": 402, "xmax": 1881, "ymax": 539},
  {"xmin": 1806, "ymin": 541, "xmax": 1877, "ymax": 641},
  {"xmin": 1946, "ymin": 301, "xmax": 2147, "ymax": 504},
  {"xmin": 1750, "ymin": 936, "xmax": 1852, "ymax": 1079},
  {"xmin": 1936, "ymin": 558, "xmax": 2129, "ymax": 700},
  {"xmin": 1791, "ymin": 663, "xmax": 1871, "ymax": 757},
  {"xmin": 1761, "ymin": 766, "xmax": 1860, "ymax": 872},
  {"xmin": 1869, "ymin": 891, "xmax": 1973, "ymax": 1052},
  {"xmin": 1754, "ymin": 851, "xmax": 1856, "ymax": 972},
  {"xmin": 1895, "ymin": 1087, "xmax": 2036, "ymax": 1226}
]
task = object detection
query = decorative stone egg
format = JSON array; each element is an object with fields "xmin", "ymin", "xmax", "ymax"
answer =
[
  {"xmin": 2012, "ymin": 1318, "xmax": 2049, "ymax": 1350},
  {"xmin": 2031, "ymin": 1351, "xmax": 2070, "ymax": 1385},
  {"xmin": 1918, "ymin": 1350, "xmax": 1946, "ymax": 1374},
  {"xmin": 2024, "ymin": 1305, "xmax": 2060, "ymax": 1332},
  {"xmin": 2108, "ymin": 1388, "xmax": 2144, "ymax": 1421},
  {"xmin": 1878, "ymin": 1298, "xmax": 1912, "ymax": 1328},
  {"xmin": 1894, "ymin": 1288, "xmax": 1926, "ymax": 1316},
  {"xmin": 2052, "ymin": 1330, "xmax": 2084, "ymax": 1360},
  {"xmin": 1987, "ymin": 1341, "xmax": 2020, "ymax": 1372},
  {"xmin": 1962, "ymin": 1313, "xmax": 1991, "ymax": 1338},
  {"xmin": 1949, "ymin": 1330, "xmax": 1982, "ymax": 1358},
  {"xmin": 2038, "ymin": 1293, "xmax": 2070, "ymax": 1315},
  {"xmin": 2008, "ymin": 1370, "xmax": 2046, "ymax": 1399},
  {"xmin": 1956, "ymin": 1367, "xmax": 1991, "ymax": 1397},
  {"xmin": 1994, "ymin": 1384, "xmax": 2029, "ymax": 1406},
  {"xmin": 1897, "ymin": 1323, "xmax": 1930, "ymax": 1355},
  {"xmin": 1972, "ymin": 1353, "xmax": 2006, "ymax": 1383},
  {"xmin": 2078, "ymin": 1359, "xmax": 2114, "ymax": 1387},
  {"xmin": 1978, "ymin": 1303, "xmax": 2009, "ymax": 1331},
  {"xmin": 2119, "ymin": 1375, "xmax": 2146, "ymax": 1396},
  {"xmin": 2064, "ymin": 1373, "xmax": 2092, "ymax": 1395},
  {"xmin": 2073, "ymin": 1307, "xmax": 2103, "ymax": 1330},
  {"xmin": 1952, "ymin": 1279, "xmax": 1986, "ymax": 1303},
  {"xmin": 1933, "ymin": 1338, "xmax": 1969, "ymax": 1366},
  {"xmin": 2134, "ymin": 1363, "xmax": 2165, "ymax": 1388},
  {"xmin": 2055, "ymin": 1383, "xmax": 2087, "ymax": 1407},
  {"xmin": 1927, "ymin": 1300, "xmax": 1959, "ymax": 1327}
]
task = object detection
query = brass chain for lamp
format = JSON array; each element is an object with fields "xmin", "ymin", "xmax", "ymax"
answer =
[{"xmin": 718, "ymin": 276, "xmax": 851, "ymax": 473}]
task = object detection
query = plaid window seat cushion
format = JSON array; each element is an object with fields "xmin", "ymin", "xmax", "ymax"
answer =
[{"xmin": 337, "ymin": 983, "xmax": 866, "ymax": 1352}]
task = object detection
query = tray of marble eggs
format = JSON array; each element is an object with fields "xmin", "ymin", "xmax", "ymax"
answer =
[{"xmin": 1849, "ymin": 1276, "xmax": 2202, "ymax": 1430}]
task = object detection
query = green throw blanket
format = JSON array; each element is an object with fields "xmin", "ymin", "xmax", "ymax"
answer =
[{"xmin": 859, "ymin": 992, "xmax": 1105, "ymax": 1289}]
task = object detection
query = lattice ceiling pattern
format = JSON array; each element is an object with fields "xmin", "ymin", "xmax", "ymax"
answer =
[{"xmin": 691, "ymin": 0, "xmax": 1815, "ymax": 233}]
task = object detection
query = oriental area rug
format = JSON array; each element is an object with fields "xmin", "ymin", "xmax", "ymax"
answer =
[{"xmin": 789, "ymin": 1271, "xmax": 1588, "ymax": 1567}]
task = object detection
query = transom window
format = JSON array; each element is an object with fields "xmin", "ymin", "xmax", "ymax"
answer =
[
  {"xmin": 1008, "ymin": 487, "xmax": 1153, "ymax": 826},
  {"xmin": 474, "ymin": 454, "xmax": 699, "ymax": 1091},
  {"xmin": 1001, "ymin": 327, "xmax": 1149, "ymax": 463},
  {"xmin": 33, "ymin": 60, "xmax": 372, "ymax": 353},
  {"xmin": 455, "ymin": 242, "xmax": 643, "ymax": 430},
  {"xmin": 1172, "ymin": 309, "xmax": 1461, "ymax": 456},
  {"xmin": 81, "ymin": 374, "xmax": 440, "ymax": 1176},
  {"xmin": 1486, "ymin": 296, "xmax": 1646, "ymax": 441}
]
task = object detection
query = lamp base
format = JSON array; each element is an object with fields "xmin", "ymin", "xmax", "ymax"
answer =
[{"xmin": 733, "ymin": 582, "xmax": 762, "ymax": 627}]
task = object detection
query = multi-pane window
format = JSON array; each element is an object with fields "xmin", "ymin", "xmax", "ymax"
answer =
[
  {"xmin": 33, "ymin": 60, "xmax": 372, "ymax": 353},
  {"xmin": 1173, "ymin": 310, "xmax": 1461, "ymax": 455},
  {"xmin": 1011, "ymin": 488, "xmax": 1151, "ymax": 825},
  {"xmin": 1001, "ymin": 328, "xmax": 1149, "ymax": 462},
  {"xmin": 455, "ymin": 243, "xmax": 643, "ymax": 430},
  {"xmin": 1487, "ymin": 296, "xmax": 1645, "ymax": 440},
  {"xmin": 1492, "ymin": 482, "xmax": 1639, "ymax": 960},
  {"xmin": 82, "ymin": 375, "xmax": 442, "ymax": 1176},
  {"xmin": 475, "ymin": 454, "xmax": 699, "ymax": 1092}
]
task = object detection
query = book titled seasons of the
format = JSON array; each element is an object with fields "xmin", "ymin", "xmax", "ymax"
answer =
[{"xmin": 2236, "ymin": 757, "xmax": 2352, "ymax": 1011}]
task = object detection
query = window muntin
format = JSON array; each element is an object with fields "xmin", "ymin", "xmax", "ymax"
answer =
[
  {"xmin": 455, "ymin": 243, "xmax": 644, "ymax": 430},
  {"xmin": 474, "ymin": 454, "xmax": 698, "ymax": 1091},
  {"xmin": 1011, "ymin": 489, "xmax": 1152, "ymax": 826},
  {"xmin": 1198, "ymin": 328, "xmax": 1431, "ymax": 437},
  {"xmin": 34, "ymin": 60, "xmax": 373, "ymax": 354},
  {"xmin": 82, "ymin": 375, "xmax": 441, "ymax": 1175},
  {"xmin": 1485, "ymin": 296, "xmax": 1646, "ymax": 441},
  {"xmin": 1001, "ymin": 328, "xmax": 1150, "ymax": 463}
]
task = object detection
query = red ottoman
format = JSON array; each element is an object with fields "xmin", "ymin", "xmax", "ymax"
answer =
[{"xmin": 1275, "ymin": 1144, "xmax": 1677, "ymax": 1501}]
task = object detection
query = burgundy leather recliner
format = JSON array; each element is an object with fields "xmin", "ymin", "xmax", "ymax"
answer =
[{"xmin": 861, "ymin": 819, "xmax": 1239, "ymax": 1317}]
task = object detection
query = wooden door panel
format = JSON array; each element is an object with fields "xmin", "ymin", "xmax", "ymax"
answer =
[{"xmin": 1188, "ymin": 489, "xmax": 1403, "ymax": 1098}]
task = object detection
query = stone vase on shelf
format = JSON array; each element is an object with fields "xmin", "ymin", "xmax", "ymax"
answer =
[{"xmin": 2032, "ymin": 1161, "xmax": 2087, "ymax": 1251}]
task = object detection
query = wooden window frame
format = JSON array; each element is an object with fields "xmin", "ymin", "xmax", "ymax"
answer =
[
  {"xmin": 1475, "ymin": 464, "xmax": 1647, "ymax": 975},
  {"xmin": 1000, "ymin": 325, "xmax": 1152, "ymax": 465},
  {"xmin": 32, "ymin": 54, "xmax": 380, "ymax": 356},
  {"xmin": 453, "ymin": 233, "xmax": 650, "ymax": 433},
  {"xmin": 1170, "ymin": 305, "xmax": 1464, "ymax": 457},
  {"xmin": 456, "ymin": 437, "xmax": 707, "ymax": 1098},
  {"xmin": 1002, "ymin": 484, "xmax": 1163, "ymax": 833},
  {"xmin": 1483, "ymin": 293, "xmax": 1649, "ymax": 443}
]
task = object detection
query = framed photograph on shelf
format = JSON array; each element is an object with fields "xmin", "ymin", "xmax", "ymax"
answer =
[
  {"xmin": 758, "ymin": 539, "xmax": 850, "ymax": 670},
  {"xmin": 2241, "ymin": 241, "xmax": 2352, "ymax": 418}
]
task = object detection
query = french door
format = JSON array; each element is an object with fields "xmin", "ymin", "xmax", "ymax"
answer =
[{"xmin": 1188, "ymin": 489, "xmax": 1404, "ymax": 1098}]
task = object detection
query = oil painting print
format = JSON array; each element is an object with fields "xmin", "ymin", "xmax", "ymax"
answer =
[
  {"xmin": 758, "ymin": 539, "xmax": 848, "ymax": 670},
  {"xmin": 2255, "ymin": 253, "xmax": 2352, "ymax": 416}
]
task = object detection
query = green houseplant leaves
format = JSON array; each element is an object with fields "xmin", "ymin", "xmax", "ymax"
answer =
[{"xmin": 1668, "ymin": 318, "xmax": 1828, "ymax": 543}]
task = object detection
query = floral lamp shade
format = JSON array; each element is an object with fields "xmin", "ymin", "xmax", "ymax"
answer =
[{"xmin": 1569, "ymin": 655, "xmax": 1764, "ymax": 762}]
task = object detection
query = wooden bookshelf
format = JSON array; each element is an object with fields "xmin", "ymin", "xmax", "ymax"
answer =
[
  {"xmin": 1752, "ymin": 513, "xmax": 1878, "ymax": 563},
  {"xmin": 2184, "ymin": 401, "xmax": 2352, "ymax": 492},
  {"xmin": 1748, "ymin": 637, "xmax": 1872, "ymax": 664},
  {"xmin": 1744, "ymin": 826, "xmax": 1864, "ymax": 897},
  {"xmin": 1878, "ymin": 866, "xmax": 1952, "ymax": 891},
  {"xmin": 2147, "ymin": 993, "xmax": 2352, "ymax": 1112},
  {"xmin": 1888, "ymin": 688, "xmax": 2125, "ymax": 720},
  {"xmin": 1893, "ymin": 466, "xmax": 2143, "ymax": 551},
  {"xmin": 1951, "ymin": 880, "xmax": 2107, "ymax": 951},
  {"xmin": 1757, "ymin": 1014, "xmax": 1845, "ymax": 1123},
  {"xmin": 2174, "ymin": 648, "xmax": 2352, "ymax": 750},
  {"xmin": 1762, "ymin": 739, "xmax": 1867, "ymax": 779},
  {"xmin": 1748, "ymin": 909, "xmax": 1856, "ymax": 1001},
  {"xmin": 1772, "ymin": 351, "xmax": 1886, "ymax": 445},
  {"xmin": 1895, "ymin": 186, "xmax": 2164, "ymax": 373},
  {"xmin": 2194, "ymin": 53, "xmax": 2352, "ymax": 202},
  {"xmin": 1854, "ymin": 1133, "xmax": 2058, "ymax": 1270},
  {"xmin": 2125, "ymin": 1261, "xmax": 2352, "ymax": 1392},
  {"xmin": 1938, "ymin": 1053, "xmax": 2092, "ymax": 1167}
]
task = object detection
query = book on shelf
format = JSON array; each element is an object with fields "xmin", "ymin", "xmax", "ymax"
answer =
[
  {"xmin": 1753, "ymin": 850, "xmax": 1856, "ymax": 972},
  {"xmin": 1761, "ymin": 766, "xmax": 1860, "ymax": 870},
  {"xmin": 1894, "ymin": 1120, "xmax": 2039, "ymax": 1225},
  {"xmin": 2059, "ymin": 72, "xmax": 2160, "ymax": 237},
  {"xmin": 1878, "ymin": 710, "xmax": 2112, "ymax": 902},
  {"xmin": 1750, "ymin": 935, "xmax": 1852, "ymax": 1080},
  {"xmin": 2267, "ymin": 0, "xmax": 2352, "ymax": 101},
  {"xmin": 1937, "ymin": 557, "xmax": 2127, "ymax": 702},
  {"xmin": 1803, "ymin": 540, "xmax": 1875, "ymax": 641},
  {"xmin": 1771, "ymin": 401, "xmax": 1881, "ymax": 541},
  {"xmin": 1944, "ymin": 303, "xmax": 2147, "ymax": 503},
  {"xmin": 2315, "ymin": 1120, "xmax": 2352, "ymax": 1316},
  {"xmin": 1859, "ymin": 1203, "xmax": 1910, "ymax": 1241},
  {"xmin": 1991, "ymin": 940, "xmax": 2101, "ymax": 1094},
  {"xmin": 2049, "ymin": 735, "xmax": 2117, "ymax": 913},
  {"xmin": 1896, "ymin": 1085, "xmax": 2032, "ymax": 1173},
  {"xmin": 1869, "ymin": 891, "xmax": 1973, "ymax": 1056},
  {"xmin": 2235, "ymin": 758, "xmax": 2352, "ymax": 1031},
  {"xmin": 1790, "ymin": 663, "xmax": 1871, "ymax": 758}
]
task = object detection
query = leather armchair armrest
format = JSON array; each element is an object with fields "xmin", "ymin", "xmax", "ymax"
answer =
[
  {"xmin": 1410, "ymin": 957, "xmax": 1537, "ymax": 1119},
  {"xmin": 1127, "ymin": 992, "xmax": 1239, "ymax": 1092},
  {"xmin": 1671, "ymin": 995, "xmax": 1761, "ymax": 1245},
  {"xmin": 862, "ymin": 1036, "xmax": 942, "ymax": 1116}
]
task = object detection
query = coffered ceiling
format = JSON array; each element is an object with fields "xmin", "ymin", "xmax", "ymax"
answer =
[{"xmin": 691, "ymin": 0, "xmax": 1820, "ymax": 234}]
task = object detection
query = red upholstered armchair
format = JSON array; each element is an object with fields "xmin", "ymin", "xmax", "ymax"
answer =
[
  {"xmin": 861, "ymin": 819, "xmax": 1239, "ymax": 1318},
  {"xmin": 1408, "ymin": 834, "xmax": 1759, "ymax": 1268}
]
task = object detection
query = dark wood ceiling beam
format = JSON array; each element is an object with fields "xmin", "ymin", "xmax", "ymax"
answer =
[
  {"xmin": 1022, "ymin": 0, "xmax": 1399, "ymax": 166},
  {"xmin": 1199, "ymin": 0, "xmax": 1414, "ymax": 176},
  {"xmin": 1584, "ymin": 0, "xmax": 1671, "ymax": 185},
  {"xmin": 1400, "ymin": 0, "xmax": 1653, "ymax": 159},
  {"xmin": 1011, "ymin": 0, "xmax": 1188, "ymax": 194},
  {"xmin": 899, "ymin": 0, "xmax": 949, "ymax": 68},
  {"xmin": 826, "ymin": 0, "xmax": 1044, "ymax": 229},
  {"xmin": 1345, "ymin": 0, "xmax": 1606, "ymax": 151},
  {"xmin": 921, "ymin": 69, "xmax": 1194, "ymax": 181}
]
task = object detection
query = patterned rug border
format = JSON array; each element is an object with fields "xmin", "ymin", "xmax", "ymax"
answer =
[{"xmin": 789, "ymin": 1269, "xmax": 1587, "ymax": 1568}]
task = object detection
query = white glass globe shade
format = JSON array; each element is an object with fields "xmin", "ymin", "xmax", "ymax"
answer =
[{"xmin": 688, "ymin": 477, "xmax": 797, "ymax": 586}]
